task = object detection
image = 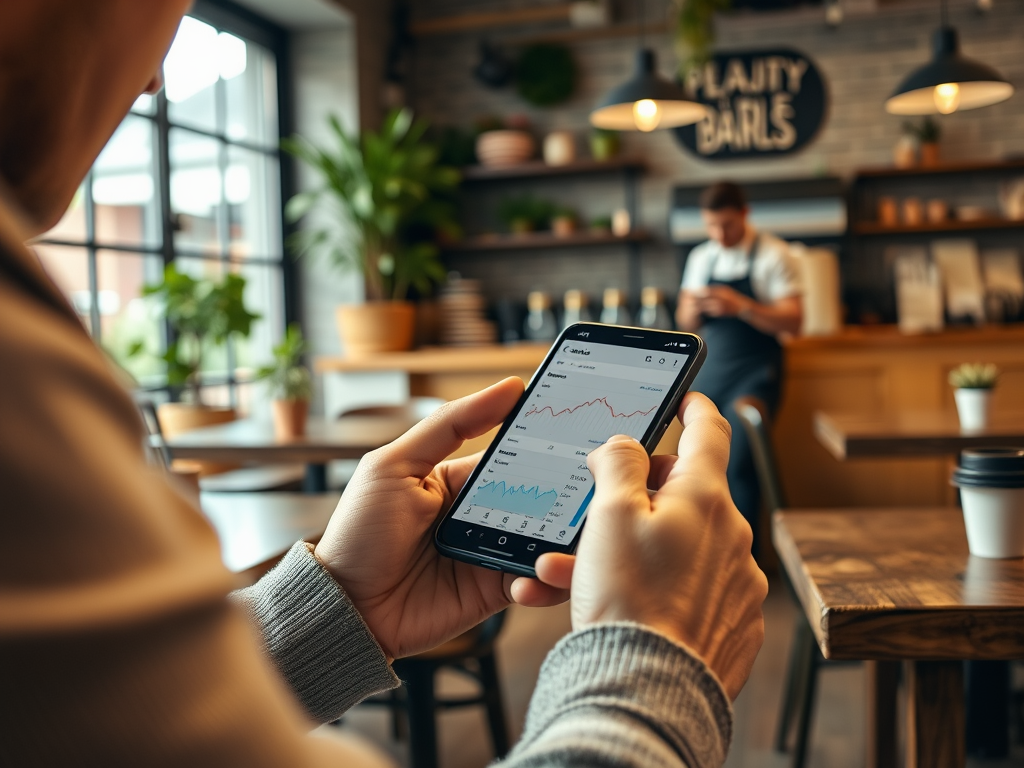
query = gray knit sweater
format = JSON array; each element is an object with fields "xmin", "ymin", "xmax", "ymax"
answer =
[{"xmin": 235, "ymin": 542, "xmax": 732, "ymax": 768}]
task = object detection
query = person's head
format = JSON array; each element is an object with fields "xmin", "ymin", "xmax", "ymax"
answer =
[
  {"xmin": 699, "ymin": 181, "xmax": 748, "ymax": 249},
  {"xmin": 0, "ymin": 0, "xmax": 193, "ymax": 236}
]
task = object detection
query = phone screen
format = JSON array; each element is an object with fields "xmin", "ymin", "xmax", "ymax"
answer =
[{"xmin": 437, "ymin": 327, "xmax": 700, "ymax": 574}]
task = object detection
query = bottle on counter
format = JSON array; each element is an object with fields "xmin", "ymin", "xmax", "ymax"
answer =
[
  {"xmin": 562, "ymin": 289, "xmax": 593, "ymax": 329},
  {"xmin": 600, "ymin": 288, "xmax": 632, "ymax": 326},
  {"xmin": 637, "ymin": 286, "xmax": 674, "ymax": 330},
  {"xmin": 523, "ymin": 291, "xmax": 558, "ymax": 342}
]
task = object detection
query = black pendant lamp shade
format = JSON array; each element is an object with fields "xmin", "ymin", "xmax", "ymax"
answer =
[
  {"xmin": 885, "ymin": 27, "xmax": 1013, "ymax": 115},
  {"xmin": 590, "ymin": 49, "xmax": 706, "ymax": 132}
]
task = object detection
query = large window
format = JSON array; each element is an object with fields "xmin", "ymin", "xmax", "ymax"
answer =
[{"xmin": 35, "ymin": 2, "xmax": 291, "ymax": 411}]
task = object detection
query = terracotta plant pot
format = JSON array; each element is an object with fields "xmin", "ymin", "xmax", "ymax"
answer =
[
  {"xmin": 475, "ymin": 130, "xmax": 535, "ymax": 168},
  {"xmin": 156, "ymin": 403, "xmax": 238, "ymax": 476},
  {"xmin": 272, "ymin": 399, "xmax": 309, "ymax": 440},
  {"xmin": 552, "ymin": 216, "xmax": 576, "ymax": 238},
  {"xmin": 335, "ymin": 301, "xmax": 416, "ymax": 357},
  {"xmin": 920, "ymin": 142, "xmax": 940, "ymax": 168}
]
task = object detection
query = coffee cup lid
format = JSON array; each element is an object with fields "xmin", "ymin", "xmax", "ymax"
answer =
[{"xmin": 952, "ymin": 448, "xmax": 1024, "ymax": 489}]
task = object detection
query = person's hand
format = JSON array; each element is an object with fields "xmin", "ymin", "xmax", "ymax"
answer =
[
  {"xmin": 313, "ymin": 378, "xmax": 569, "ymax": 661},
  {"xmin": 534, "ymin": 393, "xmax": 767, "ymax": 700},
  {"xmin": 696, "ymin": 285, "xmax": 755, "ymax": 318}
]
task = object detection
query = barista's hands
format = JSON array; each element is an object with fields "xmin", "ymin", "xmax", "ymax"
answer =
[
  {"xmin": 534, "ymin": 393, "xmax": 767, "ymax": 700},
  {"xmin": 313, "ymin": 378, "xmax": 568, "ymax": 662},
  {"xmin": 695, "ymin": 284, "xmax": 756, "ymax": 318}
]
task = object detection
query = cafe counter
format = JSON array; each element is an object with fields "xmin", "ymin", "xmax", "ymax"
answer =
[{"xmin": 316, "ymin": 325, "xmax": 1024, "ymax": 503}]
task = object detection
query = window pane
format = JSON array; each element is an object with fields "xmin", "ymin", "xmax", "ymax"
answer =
[
  {"xmin": 93, "ymin": 115, "xmax": 160, "ymax": 248},
  {"xmin": 171, "ymin": 129, "xmax": 222, "ymax": 254},
  {"xmin": 165, "ymin": 16, "xmax": 219, "ymax": 133},
  {"xmin": 33, "ymin": 244, "xmax": 91, "ymax": 326},
  {"xmin": 224, "ymin": 36, "xmax": 278, "ymax": 147},
  {"xmin": 42, "ymin": 186, "xmax": 87, "ymax": 243},
  {"xmin": 97, "ymin": 250, "xmax": 165, "ymax": 386},
  {"xmin": 227, "ymin": 146, "xmax": 281, "ymax": 259},
  {"xmin": 173, "ymin": 257, "xmax": 230, "ymax": 379},
  {"xmin": 131, "ymin": 93, "xmax": 155, "ymax": 115},
  {"xmin": 235, "ymin": 263, "xmax": 284, "ymax": 377}
]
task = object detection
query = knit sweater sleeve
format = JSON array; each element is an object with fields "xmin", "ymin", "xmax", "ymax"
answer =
[
  {"xmin": 499, "ymin": 623, "xmax": 733, "ymax": 768},
  {"xmin": 232, "ymin": 542, "xmax": 399, "ymax": 723}
]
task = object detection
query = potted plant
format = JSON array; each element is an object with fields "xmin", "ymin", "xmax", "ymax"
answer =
[
  {"xmin": 131, "ymin": 264, "xmax": 260, "ymax": 440},
  {"xmin": 551, "ymin": 207, "xmax": 578, "ymax": 238},
  {"xmin": 498, "ymin": 195, "xmax": 555, "ymax": 235},
  {"xmin": 950, "ymin": 362, "xmax": 1000, "ymax": 431},
  {"xmin": 256, "ymin": 323, "xmax": 312, "ymax": 440},
  {"xmin": 903, "ymin": 117, "xmax": 941, "ymax": 167},
  {"xmin": 675, "ymin": 0, "xmax": 732, "ymax": 74},
  {"xmin": 590, "ymin": 128, "xmax": 620, "ymax": 161},
  {"xmin": 590, "ymin": 214, "xmax": 613, "ymax": 235},
  {"xmin": 283, "ymin": 109, "xmax": 460, "ymax": 356}
]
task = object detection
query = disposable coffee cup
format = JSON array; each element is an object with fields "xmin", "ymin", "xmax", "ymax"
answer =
[{"xmin": 952, "ymin": 448, "xmax": 1024, "ymax": 559}]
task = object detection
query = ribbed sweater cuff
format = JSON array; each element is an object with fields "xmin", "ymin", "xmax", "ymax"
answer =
[
  {"xmin": 232, "ymin": 541, "xmax": 399, "ymax": 724},
  {"xmin": 520, "ymin": 623, "xmax": 733, "ymax": 768}
]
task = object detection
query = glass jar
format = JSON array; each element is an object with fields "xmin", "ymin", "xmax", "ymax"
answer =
[
  {"xmin": 523, "ymin": 291, "xmax": 558, "ymax": 342},
  {"xmin": 600, "ymin": 287, "xmax": 631, "ymax": 326},
  {"xmin": 638, "ymin": 286, "xmax": 673, "ymax": 330}
]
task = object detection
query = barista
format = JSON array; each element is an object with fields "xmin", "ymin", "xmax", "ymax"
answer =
[{"xmin": 676, "ymin": 182, "xmax": 803, "ymax": 555}]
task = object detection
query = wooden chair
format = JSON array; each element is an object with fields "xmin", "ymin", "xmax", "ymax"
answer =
[
  {"xmin": 734, "ymin": 396, "xmax": 854, "ymax": 768},
  {"xmin": 355, "ymin": 611, "xmax": 510, "ymax": 768}
]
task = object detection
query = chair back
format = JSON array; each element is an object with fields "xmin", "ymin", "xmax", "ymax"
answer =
[
  {"xmin": 138, "ymin": 401, "xmax": 172, "ymax": 470},
  {"xmin": 733, "ymin": 396, "xmax": 787, "ymax": 513}
]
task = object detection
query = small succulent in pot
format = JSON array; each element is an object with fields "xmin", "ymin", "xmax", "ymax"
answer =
[
  {"xmin": 950, "ymin": 362, "xmax": 1000, "ymax": 432},
  {"xmin": 257, "ymin": 324, "xmax": 313, "ymax": 439},
  {"xmin": 949, "ymin": 363, "xmax": 1000, "ymax": 390}
]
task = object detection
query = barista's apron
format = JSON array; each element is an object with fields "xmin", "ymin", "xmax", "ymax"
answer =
[{"xmin": 692, "ymin": 236, "xmax": 783, "ymax": 412}]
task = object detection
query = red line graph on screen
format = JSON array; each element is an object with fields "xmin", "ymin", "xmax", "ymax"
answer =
[{"xmin": 524, "ymin": 397, "xmax": 656, "ymax": 420}]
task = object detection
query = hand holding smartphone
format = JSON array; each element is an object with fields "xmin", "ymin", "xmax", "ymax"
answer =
[{"xmin": 434, "ymin": 323, "xmax": 706, "ymax": 577}]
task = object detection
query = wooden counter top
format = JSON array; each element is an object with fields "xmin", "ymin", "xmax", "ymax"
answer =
[{"xmin": 315, "ymin": 325, "xmax": 1024, "ymax": 374}]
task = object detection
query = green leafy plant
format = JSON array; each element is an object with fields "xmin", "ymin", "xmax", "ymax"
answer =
[
  {"xmin": 282, "ymin": 109, "xmax": 461, "ymax": 302},
  {"xmin": 516, "ymin": 44, "xmax": 576, "ymax": 107},
  {"xmin": 132, "ymin": 265, "xmax": 260, "ymax": 405},
  {"xmin": 903, "ymin": 117, "xmax": 941, "ymax": 144},
  {"xmin": 675, "ymin": 0, "xmax": 732, "ymax": 74},
  {"xmin": 256, "ymin": 323, "xmax": 312, "ymax": 401},
  {"xmin": 497, "ymin": 195, "xmax": 557, "ymax": 233},
  {"xmin": 590, "ymin": 215, "xmax": 613, "ymax": 231},
  {"xmin": 949, "ymin": 362, "xmax": 1000, "ymax": 389}
]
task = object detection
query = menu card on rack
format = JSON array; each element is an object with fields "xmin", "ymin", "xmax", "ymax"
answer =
[
  {"xmin": 931, "ymin": 239, "xmax": 986, "ymax": 324},
  {"xmin": 892, "ymin": 247, "xmax": 944, "ymax": 334}
]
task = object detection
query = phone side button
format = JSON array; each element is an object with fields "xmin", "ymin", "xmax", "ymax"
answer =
[{"xmin": 477, "ymin": 562, "xmax": 503, "ymax": 571}]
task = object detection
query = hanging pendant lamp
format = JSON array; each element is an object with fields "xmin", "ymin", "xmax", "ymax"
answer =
[
  {"xmin": 885, "ymin": 0, "xmax": 1012, "ymax": 115},
  {"xmin": 590, "ymin": 49, "xmax": 707, "ymax": 132}
]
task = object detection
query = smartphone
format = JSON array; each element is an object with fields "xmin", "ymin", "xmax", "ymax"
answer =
[{"xmin": 434, "ymin": 323, "xmax": 706, "ymax": 578}]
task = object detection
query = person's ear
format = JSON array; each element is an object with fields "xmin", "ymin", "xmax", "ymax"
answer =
[{"xmin": 143, "ymin": 71, "xmax": 164, "ymax": 95}]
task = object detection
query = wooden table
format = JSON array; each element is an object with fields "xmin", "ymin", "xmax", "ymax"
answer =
[
  {"xmin": 201, "ymin": 491, "xmax": 338, "ymax": 581},
  {"xmin": 167, "ymin": 416, "xmax": 415, "ymax": 491},
  {"xmin": 814, "ymin": 410, "xmax": 1024, "ymax": 460},
  {"xmin": 773, "ymin": 508, "xmax": 1024, "ymax": 768}
]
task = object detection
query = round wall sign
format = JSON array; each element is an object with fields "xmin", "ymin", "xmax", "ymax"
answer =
[{"xmin": 673, "ymin": 47, "xmax": 828, "ymax": 161}]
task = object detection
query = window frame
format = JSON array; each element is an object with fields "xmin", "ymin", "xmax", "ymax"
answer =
[{"xmin": 35, "ymin": 0, "xmax": 296, "ymax": 406}]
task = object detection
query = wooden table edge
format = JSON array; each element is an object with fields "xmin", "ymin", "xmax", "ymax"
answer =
[{"xmin": 771, "ymin": 510, "xmax": 831, "ymax": 655}]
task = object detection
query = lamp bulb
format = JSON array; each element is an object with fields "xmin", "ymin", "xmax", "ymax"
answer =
[
  {"xmin": 632, "ymin": 99, "xmax": 661, "ymax": 132},
  {"xmin": 934, "ymin": 82, "xmax": 960, "ymax": 114}
]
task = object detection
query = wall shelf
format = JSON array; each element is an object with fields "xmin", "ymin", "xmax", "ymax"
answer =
[
  {"xmin": 461, "ymin": 157, "xmax": 644, "ymax": 182},
  {"xmin": 852, "ymin": 218, "xmax": 1024, "ymax": 236},
  {"xmin": 443, "ymin": 230, "xmax": 651, "ymax": 253},
  {"xmin": 854, "ymin": 159, "xmax": 1024, "ymax": 180}
]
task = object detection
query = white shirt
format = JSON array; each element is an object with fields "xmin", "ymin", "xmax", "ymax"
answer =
[{"xmin": 680, "ymin": 227, "xmax": 802, "ymax": 304}]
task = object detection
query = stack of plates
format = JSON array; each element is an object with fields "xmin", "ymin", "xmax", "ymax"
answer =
[{"xmin": 438, "ymin": 277, "xmax": 498, "ymax": 347}]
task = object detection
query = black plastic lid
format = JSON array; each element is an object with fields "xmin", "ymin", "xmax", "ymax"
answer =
[{"xmin": 951, "ymin": 448, "xmax": 1024, "ymax": 489}]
